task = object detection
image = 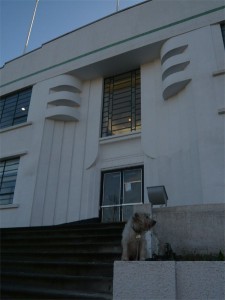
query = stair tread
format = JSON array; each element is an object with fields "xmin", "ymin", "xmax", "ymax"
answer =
[
  {"xmin": 2, "ymin": 258, "xmax": 114, "ymax": 266},
  {"xmin": 1, "ymin": 233, "xmax": 122, "ymax": 240},
  {"xmin": 0, "ymin": 220, "xmax": 123, "ymax": 299},
  {"xmin": 1, "ymin": 251, "xmax": 121, "ymax": 260},
  {"xmin": 2, "ymin": 284, "xmax": 112, "ymax": 300},
  {"xmin": 2, "ymin": 270, "xmax": 112, "ymax": 280},
  {"xmin": 1, "ymin": 222, "xmax": 124, "ymax": 233},
  {"xmin": 2, "ymin": 240, "xmax": 121, "ymax": 246},
  {"xmin": 1, "ymin": 245, "xmax": 121, "ymax": 255},
  {"xmin": 1, "ymin": 228, "xmax": 123, "ymax": 235}
]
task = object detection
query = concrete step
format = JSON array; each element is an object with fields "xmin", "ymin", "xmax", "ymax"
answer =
[
  {"xmin": 1, "ymin": 222, "xmax": 124, "ymax": 237},
  {"xmin": 2, "ymin": 271, "xmax": 113, "ymax": 294},
  {"xmin": 2, "ymin": 250, "xmax": 121, "ymax": 263},
  {"xmin": 1, "ymin": 242, "xmax": 121, "ymax": 255},
  {"xmin": 1, "ymin": 233, "xmax": 122, "ymax": 244},
  {"xmin": 1, "ymin": 284, "xmax": 112, "ymax": 299},
  {"xmin": 1, "ymin": 259, "xmax": 113, "ymax": 277},
  {"xmin": 0, "ymin": 220, "xmax": 124, "ymax": 299}
]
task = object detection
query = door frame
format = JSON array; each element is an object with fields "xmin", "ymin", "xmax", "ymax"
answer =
[{"xmin": 99, "ymin": 165, "xmax": 144, "ymax": 222}]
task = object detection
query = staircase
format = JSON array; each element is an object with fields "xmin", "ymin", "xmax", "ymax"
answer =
[{"xmin": 0, "ymin": 220, "xmax": 124, "ymax": 299}]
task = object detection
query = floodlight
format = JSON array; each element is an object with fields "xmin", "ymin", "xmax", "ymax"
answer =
[{"xmin": 147, "ymin": 186, "xmax": 168, "ymax": 206}]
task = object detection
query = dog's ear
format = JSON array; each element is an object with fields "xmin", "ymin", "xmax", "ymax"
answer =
[{"xmin": 133, "ymin": 212, "xmax": 140, "ymax": 221}]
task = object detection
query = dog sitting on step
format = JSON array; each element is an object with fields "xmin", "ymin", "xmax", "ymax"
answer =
[{"xmin": 121, "ymin": 212, "xmax": 156, "ymax": 261}]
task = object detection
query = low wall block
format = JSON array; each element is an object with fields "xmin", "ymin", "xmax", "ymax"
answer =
[
  {"xmin": 113, "ymin": 261, "xmax": 176, "ymax": 300},
  {"xmin": 113, "ymin": 261, "xmax": 225, "ymax": 300}
]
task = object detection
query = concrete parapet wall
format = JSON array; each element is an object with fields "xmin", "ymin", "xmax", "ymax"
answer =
[
  {"xmin": 152, "ymin": 204, "xmax": 225, "ymax": 255},
  {"xmin": 113, "ymin": 261, "xmax": 225, "ymax": 300},
  {"xmin": 176, "ymin": 262, "xmax": 225, "ymax": 300}
]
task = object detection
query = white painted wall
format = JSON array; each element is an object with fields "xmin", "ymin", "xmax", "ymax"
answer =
[
  {"xmin": 0, "ymin": 1, "xmax": 224, "ymax": 227},
  {"xmin": 29, "ymin": 76, "xmax": 104, "ymax": 226},
  {"xmin": 142, "ymin": 26, "xmax": 225, "ymax": 206},
  {"xmin": 1, "ymin": 0, "xmax": 224, "ymax": 94}
]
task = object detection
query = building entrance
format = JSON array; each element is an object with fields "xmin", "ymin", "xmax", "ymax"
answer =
[{"xmin": 100, "ymin": 166, "xmax": 143, "ymax": 222}]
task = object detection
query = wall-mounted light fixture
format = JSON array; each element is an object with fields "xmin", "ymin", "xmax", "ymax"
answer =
[{"xmin": 147, "ymin": 185, "xmax": 168, "ymax": 207}]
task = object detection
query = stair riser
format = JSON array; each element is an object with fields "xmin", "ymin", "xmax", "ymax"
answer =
[
  {"xmin": 1, "ymin": 287, "xmax": 112, "ymax": 300},
  {"xmin": 1, "ymin": 227, "xmax": 124, "ymax": 238},
  {"xmin": 1, "ymin": 262, "xmax": 113, "ymax": 277},
  {"xmin": 1, "ymin": 244, "xmax": 122, "ymax": 254},
  {"xmin": 0, "ymin": 221, "xmax": 124, "ymax": 299},
  {"xmin": 2, "ymin": 293, "xmax": 111, "ymax": 300},
  {"xmin": 1, "ymin": 222, "xmax": 124, "ymax": 231},
  {"xmin": 1, "ymin": 235, "xmax": 122, "ymax": 245},
  {"xmin": 1, "ymin": 293, "xmax": 83, "ymax": 300},
  {"xmin": 2, "ymin": 276, "xmax": 113, "ymax": 294},
  {"xmin": 2, "ymin": 252, "xmax": 121, "ymax": 262}
]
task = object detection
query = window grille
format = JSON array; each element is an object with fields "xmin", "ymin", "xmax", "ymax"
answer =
[
  {"xmin": 0, "ymin": 87, "xmax": 32, "ymax": 129},
  {"xmin": 0, "ymin": 158, "xmax": 20, "ymax": 205},
  {"xmin": 101, "ymin": 69, "xmax": 141, "ymax": 137}
]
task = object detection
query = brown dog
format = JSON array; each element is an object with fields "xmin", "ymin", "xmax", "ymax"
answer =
[{"xmin": 121, "ymin": 212, "xmax": 156, "ymax": 261}]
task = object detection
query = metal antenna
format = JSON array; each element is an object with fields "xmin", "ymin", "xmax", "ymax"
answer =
[
  {"xmin": 116, "ymin": 0, "xmax": 120, "ymax": 11},
  {"xmin": 23, "ymin": 0, "xmax": 40, "ymax": 54}
]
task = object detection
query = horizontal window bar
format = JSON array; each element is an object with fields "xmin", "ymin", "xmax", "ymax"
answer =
[
  {"xmin": 101, "ymin": 202, "xmax": 142, "ymax": 208},
  {"xmin": 113, "ymin": 108, "xmax": 131, "ymax": 116}
]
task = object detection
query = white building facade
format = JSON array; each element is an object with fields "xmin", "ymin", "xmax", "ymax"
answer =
[{"xmin": 0, "ymin": 0, "xmax": 224, "ymax": 228}]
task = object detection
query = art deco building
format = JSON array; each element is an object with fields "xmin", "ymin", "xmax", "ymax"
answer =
[{"xmin": 0, "ymin": 0, "xmax": 224, "ymax": 228}]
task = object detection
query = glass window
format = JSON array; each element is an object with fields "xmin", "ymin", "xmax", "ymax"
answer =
[
  {"xmin": 101, "ymin": 167, "xmax": 143, "ymax": 222},
  {"xmin": 0, "ymin": 158, "xmax": 20, "ymax": 205},
  {"xmin": 0, "ymin": 87, "xmax": 32, "ymax": 129},
  {"xmin": 101, "ymin": 172, "xmax": 121, "ymax": 222},
  {"xmin": 101, "ymin": 69, "xmax": 141, "ymax": 137}
]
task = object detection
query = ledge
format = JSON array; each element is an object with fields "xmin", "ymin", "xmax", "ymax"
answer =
[
  {"xmin": 161, "ymin": 45, "xmax": 188, "ymax": 65},
  {"xmin": 218, "ymin": 108, "xmax": 225, "ymax": 115},
  {"xmin": 162, "ymin": 61, "xmax": 190, "ymax": 81},
  {"xmin": 163, "ymin": 78, "xmax": 191, "ymax": 100},
  {"xmin": 100, "ymin": 131, "xmax": 141, "ymax": 144},
  {"xmin": 0, "ymin": 150, "xmax": 28, "ymax": 161},
  {"xmin": 161, "ymin": 52, "xmax": 190, "ymax": 79},
  {"xmin": 46, "ymin": 106, "xmax": 80, "ymax": 122},
  {"xmin": 48, "ymin": 91, "xmax": 81, "ymax": 107},
  {"xmin": 212, "ymin": 69, "xmax": 225, "ymax": 76},
  {"xmin": 49, "ymin": 74, "xmax": 82, "ymax": 93},
  {"xmin": 0, "ymin": 204, "xmax": 19, "ymax": 210},
  {"xmin": 0, "ymin": 122, "xmax": 32, "ymax": 134}
]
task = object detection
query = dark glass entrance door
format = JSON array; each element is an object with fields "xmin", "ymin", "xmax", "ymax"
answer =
[{"xmin": 101, "ymin": 167, "xmax": 143, "ymax": 222}]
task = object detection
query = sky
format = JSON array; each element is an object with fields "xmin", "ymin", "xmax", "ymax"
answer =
[{"xmin": 0, "ymin": 0, "xmax": 145, "ymax": 67}]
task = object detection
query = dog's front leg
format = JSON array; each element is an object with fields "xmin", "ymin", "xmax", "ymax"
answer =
[
  {"xmin": 121, "ymin": 240, "xmax": 129, "ymax": 261},
  {"xmin": 139, "ymin": 239, "xmax": 147, "ymax": 261}
]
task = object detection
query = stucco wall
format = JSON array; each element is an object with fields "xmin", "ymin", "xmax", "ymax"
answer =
[
  {"xmin": 142, "ymin": 26, "xmax": 225, "ymax": 206},
  {"xmin": 113, "ymin": 261, "xmax": 225, "ymax": 300},
  {"xmin": 153, "ymin": 204, "xmax": 225, "ymax": 255},
  {"xmin": 0, "ymin": 1, "xmax": 224, "ymax": 227},
  {"xmin": 30, "ymin": 75, "xmax": 104, "ymax": 226},
  {"xmin": 1, "ymin": 0, "xmax": 224, "ymax": 95}
]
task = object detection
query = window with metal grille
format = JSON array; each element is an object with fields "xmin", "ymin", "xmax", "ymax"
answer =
[
  {"xmin": 0, "ymin": 158, "xmax": 20, "ymax": 205},
  {"xmin": 221, "ymin": 23, "xmax": 225, "ymax": 47},
  {"xmin": 101, "ymin": 69, "xmax": 141, "ymax": 137},
  {"xmin": 0, "ymin": 87, "xmax": 32, "ymax": 129}
]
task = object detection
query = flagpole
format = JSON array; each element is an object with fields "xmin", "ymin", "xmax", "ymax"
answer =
[
  {"xmin": 23, "ymin": 0, "xmax": 39, "ymax": 54},
  {"xmin": 116, "ymin": 0, "xmax": 120, "ymax": 12}
]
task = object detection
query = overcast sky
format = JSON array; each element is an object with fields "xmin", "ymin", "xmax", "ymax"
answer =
[{"xmin": 0, "ymin": 0, "xmax": 145, "ymax": 67}]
